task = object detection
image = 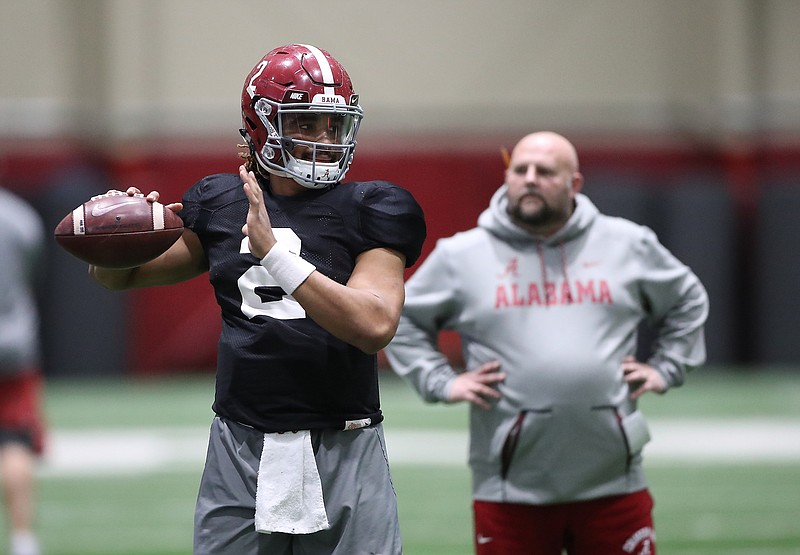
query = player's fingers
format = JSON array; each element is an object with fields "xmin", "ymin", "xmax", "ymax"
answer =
[
  {"xmin": 165, "ymin": 202, "xmax": 183, "ymax": 212},
  {"xmin": 241, "ymin": 171, "xmax": 256, "ymax": 200},
  {"xmin": 241, "ymin": 172, "xmax": 266, "ymax": 215},
  {"xmin": 103, "ymin": 188, "xmax": 143, "ymax": 198},
  {"xmin": 240, "ymin": 166, "xmax": 253, "ymax": 190},
  {"xmin": 240, "ymin": 166, "xmax": 260, "ymax": 192}
]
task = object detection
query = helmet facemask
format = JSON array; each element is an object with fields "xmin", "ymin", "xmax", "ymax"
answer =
[{"xmin": 251, "ymin": 98, "xmax": 362, "ymax": 189}]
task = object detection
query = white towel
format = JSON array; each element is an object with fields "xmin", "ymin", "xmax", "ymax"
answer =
[{"xmin": 254, "ymin": 430, "xmax": 330, "ymax": 535}]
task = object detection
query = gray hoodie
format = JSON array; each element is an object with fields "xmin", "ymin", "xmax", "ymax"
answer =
[
  {"xmin": 0, "ymin": 188, "xmax": 43, "ymax": 374},
  {"xmin": 385, "ymin": 185, "xmax": 709, "ymax": 504}
]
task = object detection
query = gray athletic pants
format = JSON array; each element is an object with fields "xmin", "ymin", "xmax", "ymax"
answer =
[{"xmin": 193, "ymin": 417, "xmax": 402, "ymax": 555}]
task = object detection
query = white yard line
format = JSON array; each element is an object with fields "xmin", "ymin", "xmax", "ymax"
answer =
[
  {"xmin": 38, "ymin": 419, "xmax": 800, "ymax": 478},
  {"xmin": 645, "ymin": 419, "xmax": 800, "ymax": 464}
]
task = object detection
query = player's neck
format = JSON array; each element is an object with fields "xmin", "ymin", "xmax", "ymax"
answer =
[{"xmin": 267, "ymin": 174, "xmax": 309, "ymax": 197}]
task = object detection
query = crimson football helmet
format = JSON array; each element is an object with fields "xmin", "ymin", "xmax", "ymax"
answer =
[{"xmin": 240, "ymin": 44, "xmax": 363, "ymax": 189}]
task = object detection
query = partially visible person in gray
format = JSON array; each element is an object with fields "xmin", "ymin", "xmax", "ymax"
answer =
[
  {"xmin": 385, "ymin": 131, "xmax": 709, "ymax": 555},
  {"xmin": 0, "ymin": 187, "xmax": 46, "ymax": 555}
]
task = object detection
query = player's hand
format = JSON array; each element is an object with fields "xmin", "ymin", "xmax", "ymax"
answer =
[
  {"xmin": 622, "ymin": 356, "xmax": 667, "ymax": 400},
  {"xmin": 447, "ymin": 361, "xmax": 506, "ymax": 410},
  {"xmin": 101, "ymin": 187, "xmax": 143, "ymax": 198},
  {"xmin": 104, "ymin": 187, "xmax": 183, "ymax": 212},
  {"xmin": 240, "ymin": 165, "xmax": 276, "ymax": 259}
]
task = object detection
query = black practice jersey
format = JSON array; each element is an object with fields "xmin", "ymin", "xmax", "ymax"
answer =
[{"xmin": 180, "ymin": 173, "xmax": 426, "ymax": 433}]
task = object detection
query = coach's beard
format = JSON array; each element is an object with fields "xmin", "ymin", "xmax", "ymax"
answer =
[{"xmin": 509, "ymin": 193, "xmax": 557, "ymax": 229}]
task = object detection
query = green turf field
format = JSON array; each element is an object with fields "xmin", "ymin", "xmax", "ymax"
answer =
[{"xmin": 4, "ymin": 367, "xmax": 799, "ymax": 554}]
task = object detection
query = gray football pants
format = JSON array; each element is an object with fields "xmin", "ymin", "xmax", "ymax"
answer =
[{"xmin": 193, "ymin": 417, "xmax": 402, "ymax": 555}]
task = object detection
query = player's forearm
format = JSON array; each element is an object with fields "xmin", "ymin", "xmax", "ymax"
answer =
[
  {"xmin": 88, "ymin": 265, "xmax": 136, "ymax": 290},
  {"xmin": 88, "ymin": 262, "xmax": 171, "ymax": 290},
  {"xmin": 293, "ymin": 272, "xmax": 402, "ymax": 353},
  {"xmin": 89, "ymin": 234, "xmax": 206, "ymax": 290}
]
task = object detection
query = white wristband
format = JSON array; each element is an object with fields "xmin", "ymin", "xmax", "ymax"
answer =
[{"xmin": 259, "ymin": 242, "xmax": 316, "ymax": 295}]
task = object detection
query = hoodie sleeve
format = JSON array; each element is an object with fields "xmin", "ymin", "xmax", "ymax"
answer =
[
  {"xmin": 384, "ymin": 239, "xmax": 462, "ymax": 403},
  {"xmin": 636, "ymin": 228, "xmax": 710, "ymax": 389}
]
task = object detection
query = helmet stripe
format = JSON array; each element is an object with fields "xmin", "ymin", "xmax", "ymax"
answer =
[{"xmin": 300, "ymin": 44, "xmax": 335, "ymax": 96}]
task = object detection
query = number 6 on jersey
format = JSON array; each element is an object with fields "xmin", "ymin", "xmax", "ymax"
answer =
[{"xmin": 237, "ymin": 228, "xmax": 306, "ymax": 320}]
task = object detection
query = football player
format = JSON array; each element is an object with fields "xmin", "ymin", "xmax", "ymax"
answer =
[{"xmin": 90, "ymin": 44, "xmax": 426, "ymax": 555}]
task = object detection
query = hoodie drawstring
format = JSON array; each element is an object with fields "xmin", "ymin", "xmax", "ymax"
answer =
[
  {"xmin": 560, "ymin": 240, "xmax": 572, "ymax": 304},
  {"xmin": 536, "ymin": 240, "xmax": 572, "ymax": 305},
  {"xmin": 536, "ymin": 242, "xmax": 548, "ymax": 295}
]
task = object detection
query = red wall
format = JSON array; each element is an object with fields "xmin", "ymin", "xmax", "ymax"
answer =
[{"xmin": 3, "ymin": 135, "xmax": 799, "ymax": 373}]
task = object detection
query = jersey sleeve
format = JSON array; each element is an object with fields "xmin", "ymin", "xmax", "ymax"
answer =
[
  {"xmin": 357, "ymin": 181, "xmax": 426, "ymax": 267},
  {"xmin": 180, "ymin": 173, "xmax": 241, "ymax": 235},
  {"xmin": 179, "ymin": 176, "xmax": 207, "ymax": 231}
]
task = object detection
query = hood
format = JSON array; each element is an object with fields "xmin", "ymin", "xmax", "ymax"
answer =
[{"xmin": 477, "ymin": 185, "xmax": 598, "ymax": 246}]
